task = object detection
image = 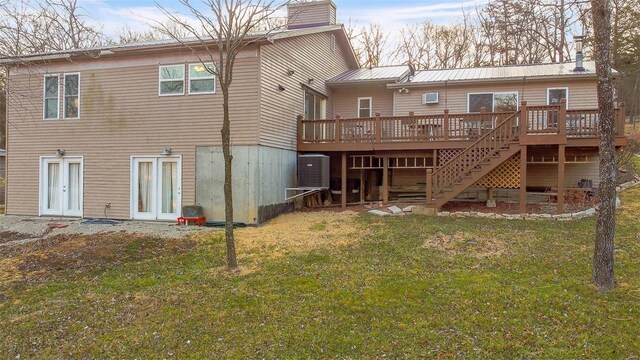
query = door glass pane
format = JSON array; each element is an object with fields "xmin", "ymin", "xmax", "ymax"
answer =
[
  {"xmin": 304, "ymin": 91, "xmax": 315, "ymax": 120},
  {"xmin": 161, "ymin": 161, "xmax": 178, "ymax": 214},
  {"xmin": 494, "ymin": 92, "xmax": 518, "ymax": 112},
  {"xmin": 138, "ymin": 162, "xmax": 153, "ymax": 213},
  {"xmin": 468, "ymin": 93, "xmax": 493, "ymax": 112},
  {"xmin": 67, "ymin": 163, "xmax": 80, "ymax": 211},
  {"xmin": 47, "ymin": 163, "xmax": 60, "ymax": 210}
]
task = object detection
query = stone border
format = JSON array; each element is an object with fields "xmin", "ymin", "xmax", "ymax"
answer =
[{"xmin": 433, "ymin": 178, "xmax": 640, "ymax": 221}]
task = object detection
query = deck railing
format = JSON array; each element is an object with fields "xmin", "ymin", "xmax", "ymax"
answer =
[{"xmin": 297, "ymin": 101, "xmax": 626, "ymax": 145}]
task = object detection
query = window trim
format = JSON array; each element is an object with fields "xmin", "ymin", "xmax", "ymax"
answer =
[
  {"xmin": 330, "ymin": 34, "xmax": 336, "ymax": 52},
  {"xmin": 188, "ymin": 63, "xmax": 216, "ymax": 95},
  {"xmin": 303, "ymin": 88, "xmax": 327, "ymax": 120},
  {"xmin": 467, "ymin": 91, "xmax": 519, "ymax": 113},
  {"xmin": 357, "ymin": 97, "xmax": 373, "ymax": 118},
  {"xmin": 158, "ymin": 64, "xmax": 185, "ymax": 97},
  {"xmin": 43, "ymin": 74, "xmax": 60, "ymax": 120},
  {"xmin": 63, "ymin": 73, "xmax": 81, "ymax": 119},
  {"xmin": 546, "ymin": 87, "xmax": 569, "ymax": 109}
]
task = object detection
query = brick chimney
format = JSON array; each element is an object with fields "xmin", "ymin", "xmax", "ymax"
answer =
[{"xmin": 287, "ymin": 0, "xmax": 337, "ymax": 30}]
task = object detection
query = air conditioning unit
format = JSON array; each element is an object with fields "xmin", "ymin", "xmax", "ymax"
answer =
[
  {"xmin": 298, "ymin": 154, "xmax": 330, "ymax": 189},
  {"xmin": 422, "ymin": 92, "xmax": 439, "ymax": 104}
]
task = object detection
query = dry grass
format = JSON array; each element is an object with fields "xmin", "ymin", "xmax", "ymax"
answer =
[
  {"xmin": 195, "ymin": 211, "xmax": 367, "ymax": 268},
  {"xmin": 422, "ymin": 231, "xmax": 513, "ymax": 258}
]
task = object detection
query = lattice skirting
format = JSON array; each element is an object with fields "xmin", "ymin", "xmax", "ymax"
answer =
[
  {"xmin": 438, "ymin": 148, "xmax": 463, "ymax": 166},
  {"xmin": 474, "ymin": 154, "xmax": 520, "ymax": 189}
]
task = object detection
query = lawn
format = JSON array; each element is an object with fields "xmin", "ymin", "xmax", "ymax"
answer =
[{"xmin": 1, "ymin": 192, "xmax": 640, "ymax": 358}]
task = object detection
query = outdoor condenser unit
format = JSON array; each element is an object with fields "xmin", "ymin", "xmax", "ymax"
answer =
[{"xmin": 298, "ymin": 154, "xmax": 330, "ymax": 189}]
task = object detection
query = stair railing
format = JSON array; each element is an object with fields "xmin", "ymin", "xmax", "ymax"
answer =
[{"xmin": 428, "ymin": 110, "xmax": 521, "ymax": 201}]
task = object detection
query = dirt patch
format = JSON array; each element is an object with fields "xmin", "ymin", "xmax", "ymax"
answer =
[
  {"xmin": 194, "ymin": 211, "xmax": 366, "ymax": 264},
  {"xmin": 422, "ymin": 231, "xmax": 511, "ymax": 258},
  {"xmin": 0, "ymin": 231, "xmax": 37, "ymax": 245},
  {"xmin": 0, "ymin": 232, "xmax": 196, "ymax": 286}
]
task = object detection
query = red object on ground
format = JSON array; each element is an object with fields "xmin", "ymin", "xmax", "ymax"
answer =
[
  {"xmin": 177, "ymin": 217, "xmax": 207, "ymax": 226},
  {"xmin": 48, "ymin": 222, "xmax": 69, "ymax": 229}
]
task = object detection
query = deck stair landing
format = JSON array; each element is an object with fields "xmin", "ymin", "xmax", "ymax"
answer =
[{"xmin": 427, "ymin": 112, "xmax": 521, "ymax": 208}]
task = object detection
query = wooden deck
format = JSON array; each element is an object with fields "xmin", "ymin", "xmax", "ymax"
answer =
[
  {"xmin": 297, "ymin": 101, "xmax": 627, "ymax": 151},
  {"xmin": 298, "ymin": 101, "xmax": 628, "ymax": 213}
]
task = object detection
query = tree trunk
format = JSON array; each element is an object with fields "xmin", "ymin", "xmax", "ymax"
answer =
[
  {"xmin": 221, "ymin": 86, "xmax": 238, "ymax": 271},
  {"xmin": 632, "ymin": 70, "xmax": 639, "ymax": 130},
  {"xmin": 591, "ymin": 0, "xmax": 616, "ymax": 292}
]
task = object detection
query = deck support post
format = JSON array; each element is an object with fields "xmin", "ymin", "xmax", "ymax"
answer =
[
  {"xmin": 335, "ymin": 115, "xmax": 342, "ymax": 144},
  {"xmin": 382, "ymin": 156, "xmax": 389, "ymax": 204},
  {"xmin": 557, "ymin": 145, "xmax": 566, "ymax": 214},
  {"xmin": 558, "ymin": 99, "xmax": 567, "ymax": 138},
  {"xmin": 360, "ymin": 169, "xmax": 365, "ymax": 203},
  {"xmin": 443, "ymin": 109, "xmax": 450, "ymax": 140},
  {"xmin": 375, "ymin": 112, "xmax": 382, "ymax": 142},
  {"xmin": 426, "ymin": 169, "xmax": 433, "ymax": 205},
  {"xmin": 341, "ymin": 152, "xmax": 347, "ymax": 209},
  {"xmin": 519, "ymin": 101, "xmax": 528, "ymax": 139},
  {"xmin": 487, "ymin": 187, "xmax": 494, "ymax": 201},
  {"xmin": 519, "ymin": 145, "xmax": 527, "ymax": 214}
]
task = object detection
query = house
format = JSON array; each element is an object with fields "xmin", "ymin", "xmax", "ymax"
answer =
[
  {"xmin": 1, "ymin": 0, "xmax": 626, "ymax": 223},
  {"xmin": 3, "ymin": 1, "xmax": 356, "ymax": 224},
  {"xmin": 304, "ymin": 60, "xmax": 626, "ymax": 213}
]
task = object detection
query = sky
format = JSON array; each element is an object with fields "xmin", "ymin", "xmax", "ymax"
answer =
[{"xmin": 80, "ymin": 0, "xmax": 487, "ymax": 38}]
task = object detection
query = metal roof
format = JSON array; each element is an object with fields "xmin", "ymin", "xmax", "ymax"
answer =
[
  {"xmin": 327, "ymin": 65, "xmax": 410, "ymax": 84},
  {"xmin": 404, "ymin": 61, "xmax": 599, "ymax": 85},
  {"xmin": 0, "ymin": 25, "xmax": 345, "ymax": 64}
]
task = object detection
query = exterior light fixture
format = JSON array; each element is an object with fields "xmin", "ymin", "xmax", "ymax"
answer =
[
  {"xmin": 308, "ymin": 78, "xmax": 314, "ymax": 85},
  {"xmin": 573, "ymin": 35, "xmax": 585, "ymax": 72},
  {"xmin": 56, "ymin": 149, "xmax": 65, "ymax": 157},
  {"xmin": 287, "ymin": 68, "xmax": 295, "ymax": 76},
  {"xmin": 278, "ymin": 84, "xmax": 286, "ymax": 91},
  {"xmin": 161, "ymin": 147, "xmax": 172, "ymax": 155}
]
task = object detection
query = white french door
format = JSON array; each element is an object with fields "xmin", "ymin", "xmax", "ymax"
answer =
[
  {"xmin": 40, "ymin": 157, "xmax": 83, "ymax": 217},
  {"xmin": 131, "ymin": 156, "xmax": 181, "ymax": 221}
]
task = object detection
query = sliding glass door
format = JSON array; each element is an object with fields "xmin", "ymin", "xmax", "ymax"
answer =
[
  {"xmin": 40, "ymin": 157, "xmax": 83, "ymax": 217},
  {"xmin": 131, "ymin": 156, "xmax": 181, "ymax": 221}
]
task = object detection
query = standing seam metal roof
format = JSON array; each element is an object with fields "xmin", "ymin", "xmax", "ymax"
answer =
[{"xmin": 327, "ymin": 65, "xmax": 409, "ymax": 83}]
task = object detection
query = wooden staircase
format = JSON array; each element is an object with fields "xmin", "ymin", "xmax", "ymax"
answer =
[{"xmin": 426, "ymin": 111, "xmax": 522, "ymax": 208}]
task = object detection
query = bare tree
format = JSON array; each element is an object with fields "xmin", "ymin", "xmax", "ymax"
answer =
[
  {"xmin": 156, "ymin": 0, "xmax": 286, "ymax": 271},
  {"xmin": 591, "ymin": 0, "xmax": 616, "ymax": 292},
  {"xmin": 359, "ymin": 23, "xmax": 387, "ymax": 68}
]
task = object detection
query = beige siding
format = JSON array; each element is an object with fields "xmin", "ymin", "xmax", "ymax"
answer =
[
  {"xmin": 6, "ymin": 47, "xmax": 260, "ymax": 218},
  {"xmin": 528, "ymin": 162, "xmax": 600, "ymax": 188},
  {"xmin": 331, "ymin": 84, "xmax": 395, "ymax": 118},
  {"xmin": 394, "ymin": 79, "xmax": 598, "ymax": 115},
  {"xmin": 259, "ymin": 30, "xmax": 354, "ymax": 149},
  {"xmin": 288, "ymin": 1, "xmax": 335, "ymax": 28}
]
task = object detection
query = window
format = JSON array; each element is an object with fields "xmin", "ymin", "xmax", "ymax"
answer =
[
  {"xmin": 358, "ymin": 97, "xmax": 372, "ymax": 118},
  {"xmin": 547, "ymin": 87, "xmax": 569, "ymax": 108},
  {"xmin": 189, "ymin": 63, "xmax": 216, "ymax": 94},
  {"xmin": 468, "ymin": 93, "xmax": 493, "ymax": 113},
  {"xmin": 330, "ymin": 34, "xmax": 336, "ymax": 52},
  {"xmin": 304, "ymin": 89, "xmax": 326, "ymax": 120},
  {"xmin": 467, "ymin": 92, "xmax": 518, "ymax": 113},
  {"xmin": 159, "ymin": 65, "xmax": 185, "ymax": 96},
  {"xmin": 64, "ymin": 74, "xmax": 80, "ymax": 118},
  {"xmin": 43, "ymin": 75, "xmax": 59, "ymax": 119},
  {"xmin": 494, "ymin": 92, "xmax": 518, "ymax": 112}
]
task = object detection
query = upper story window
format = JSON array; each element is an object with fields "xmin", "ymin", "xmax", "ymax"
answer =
[
  {"xmin": 189, "ymin": 63, "xmax": 216, "ymax": 94},
  {"xmin": 159, "ymin": 65, "xmax": 185, "ymax": 96},
  {"xmin": 43, "ymin": 75, "xmax": 59, "ymax": 120},
  {"xmin": 304, "ymin": 89, "xmax": 326, "ymax": 120},
  {"xmin": 358, "ymin": 97, "xmax": 372, "ymax": 118},
  {"xmin": 547, "ymin": 87, "xmax": 569, "ymax": 108},
  {"xmin": 330, "ymin": 34, "xmax": 336, "ymax": 52},
  {"xmin": 467, "ymin": 92, "xmax": 518, "ymax": 113},
  {"xmin": 64, "ymin": 74, "xmax": 80, "ymax": 119}
]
